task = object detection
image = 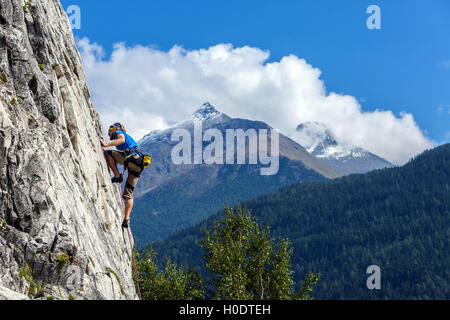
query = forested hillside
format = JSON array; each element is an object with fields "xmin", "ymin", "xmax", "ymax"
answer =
[
  {"xmin": 133, "ymin": 158, "xmax": 327, "ymax": 244},
  {"xmin": 154, "ymin": 144, "xmax": 450, "ymax": 299}
]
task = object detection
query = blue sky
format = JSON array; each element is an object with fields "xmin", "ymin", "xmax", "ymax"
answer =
[{"xmin": 61, "ymin": 0, "xmax": 449, "ymax": 146}]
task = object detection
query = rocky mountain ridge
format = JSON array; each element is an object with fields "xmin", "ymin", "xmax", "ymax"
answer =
[
  {"xmin": 137, "ymin": 103, "xmax": 342, "ymax": 198},
  {"xmin": 292, "ymin": 122, "xmax": 393, "ymax": 174},
  {"xmin": 131, "ymin": 103, "xmax": 342, "ymax": 244}
]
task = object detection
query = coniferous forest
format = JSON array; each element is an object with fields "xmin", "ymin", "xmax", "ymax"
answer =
[{"xmin": 152, "ymin": 144, "xmax": 450, "ymax": 299}]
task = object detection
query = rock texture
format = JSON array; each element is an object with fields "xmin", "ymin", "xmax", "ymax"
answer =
[
  {"xmin": 0, "ymin": 0, "xmax": 137, "ymax": 300},
  {"xmin": 0, "ymin": 284, "xmax": 29, "ymax": 300}
]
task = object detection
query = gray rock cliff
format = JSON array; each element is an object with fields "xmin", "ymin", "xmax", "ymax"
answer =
[{"xmin": 0, "ymin": 0, "xmax": 137, "ymax": 300}]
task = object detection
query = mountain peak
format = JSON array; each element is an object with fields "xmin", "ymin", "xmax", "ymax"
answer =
[
  {"xmin": 140, "ymin": 103, "xmax": 229, "ymax": 145},
  {"xmin": 291, "ymin": 121, "xmax": 393, "ymax": 174},
  {"xmin": 296, "ymin": 122, "xmax": 338, "ymax": 151},
  {"xmin": 295, "ymin": 122, "xmax": 392, "ymax": 158},
  {"xmin": 191, "ymin": 102, "xmax": 222, "ymax": 120},
  {"xmin": 294, "ymin": 121, "xmax": 365, "ymax": 159}
]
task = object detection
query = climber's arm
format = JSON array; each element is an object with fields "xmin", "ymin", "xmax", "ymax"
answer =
[{"xmin": 100, "ymin": 134, "xmax": 126, "ymax": 150}]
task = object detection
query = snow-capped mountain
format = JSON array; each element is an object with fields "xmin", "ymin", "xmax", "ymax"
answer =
[
  {"xmin": 291, "ymin": 122, "xmax": 393, "ymax": 175},
  {"xmin": 140, "ymin": 102, "xmax": 230, "ymax": 145},
  {"xmin": 132, "ymin": 103, "xmax": 342, "ymax": 244},
  {"xmin": 189, "ymin": 102, "xmax": 228, "ymax": 122},
  {"xmin": 137, "ymin": 103, "xmax": 342, "ymax": 195}
]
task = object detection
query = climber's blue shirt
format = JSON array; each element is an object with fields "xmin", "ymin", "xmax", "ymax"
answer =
[{"xmin": 115, "ymin": 130, "xmax": 139, "ymax": 151}]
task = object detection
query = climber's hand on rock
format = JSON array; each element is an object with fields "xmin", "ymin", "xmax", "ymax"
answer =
[{"xmin": 100, "ymin": 139, "xmax": 108, "ymax": 151}]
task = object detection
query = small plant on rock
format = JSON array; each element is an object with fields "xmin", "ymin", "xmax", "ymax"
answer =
[
  {"xmin": 23, "ymin": 0, "xmax": 32, "ymax": 12},
  {"xmin": 18, "ymin": 262, "xmax": 45, "ymax": 299},
  {"xmin": 0, "ymin": 72, "xmax": 7, "ymax": 83}
]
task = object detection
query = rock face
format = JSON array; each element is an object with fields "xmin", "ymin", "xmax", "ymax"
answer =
[
  {"xmin": 0, "ymin": 284, "xmax": 29, "ymax": 300},
  {"xmin": 0, "ymin": 0, "xmax": 137, "ymax": 300}
]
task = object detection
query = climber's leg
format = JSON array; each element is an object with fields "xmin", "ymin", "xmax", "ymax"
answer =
[
  {"xmin": 106, "ymin": 152, "xmax": 120, "ymax": 177},
  {"xmin": 106, "ymin": 150, "xmax": 125, "ymax": 181},
  {"xmin": 121, "ymin": 169, "xmax": 140, "ymax": 228},
  {"xmin": 124, "ymin": 197, "xmax": 133, "ymax": 222},
  {"xmin": 122, "ymin": 196, "xmax": 133, "ymax": 229}
]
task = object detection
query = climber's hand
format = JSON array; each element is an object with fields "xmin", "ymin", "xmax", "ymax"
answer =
[{"xmin": 100, "ymin": 139, "xmax": 108, "ymax": 151}]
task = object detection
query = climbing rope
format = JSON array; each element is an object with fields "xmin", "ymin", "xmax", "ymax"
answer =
[
  {"xmin": 119, "ymin": 177, "xmax": 143, "ymax": 301},
  {"xmin": 126, "ymin": 226, "xmax": 142, "ymax": 301}
]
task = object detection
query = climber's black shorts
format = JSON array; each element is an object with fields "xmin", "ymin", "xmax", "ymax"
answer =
[{"xmin": 107, "ymin": 150, "xmax": 142, "ymax": 199}]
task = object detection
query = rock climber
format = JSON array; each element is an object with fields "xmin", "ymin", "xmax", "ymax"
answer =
[{"xmin": 100, "ymin": 123, "xmax": 144, "ymax": 229}]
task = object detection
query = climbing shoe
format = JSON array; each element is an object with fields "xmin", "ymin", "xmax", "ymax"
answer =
[
  {"xmin": 111, "ymin": 174, "xmax": 123, "ymax": 184},
  {"xmin": 122, "ymin": 219, "xmax": 129, "ymax": 229}
]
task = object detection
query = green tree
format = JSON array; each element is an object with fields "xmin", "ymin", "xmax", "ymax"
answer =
[
  {"xmin": 136, "ymin": 248, "xmax": 205, "ymax": 300},
  {"xmin": 136, "ymin": 205, "xmax": 320, "ymax": 300},
  {"xmin": 201, "ymin": 205, "xmax": 320, "ymax": 300}
]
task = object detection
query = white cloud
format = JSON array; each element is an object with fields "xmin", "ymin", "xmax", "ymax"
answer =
[{"xmin": 77, "ymin": 38, "xmax": 434, "ymax": 164}]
